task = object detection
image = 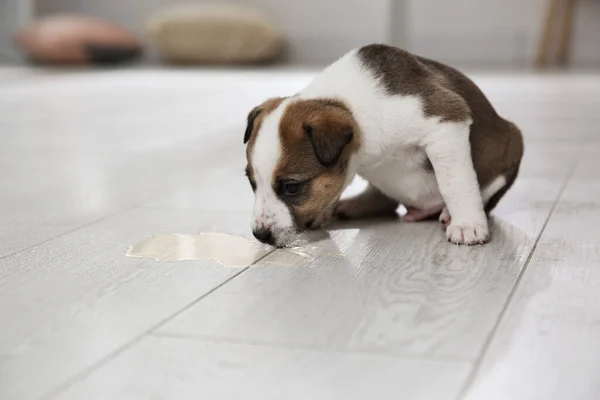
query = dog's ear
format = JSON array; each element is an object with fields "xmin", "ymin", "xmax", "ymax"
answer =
[
  {"xmin": 304, "ymin": 120, "xmax": 354, "ymax": 167},
  {"xmin": 244, "ymin": 107, "xmax": 262, "ymax": 144}
]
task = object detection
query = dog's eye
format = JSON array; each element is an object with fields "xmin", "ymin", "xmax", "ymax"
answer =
[{"xmin": 283, "ymin": 181, "xmax": 302, "ymax": 196}]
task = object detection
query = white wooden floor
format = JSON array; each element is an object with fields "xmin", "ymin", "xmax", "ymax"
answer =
[{"xmin": 1, "ymin": 67, "xmax": 599, "ymax": 400}]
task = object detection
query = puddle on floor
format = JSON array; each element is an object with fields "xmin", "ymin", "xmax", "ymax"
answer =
[{"xmin": 126, "ymin": 232, "xmax": 316, "ymax": 267}]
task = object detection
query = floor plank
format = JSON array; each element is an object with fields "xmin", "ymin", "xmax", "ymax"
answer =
[
  {"xmin": 464, "ymin": 145, "xmax": 600, "ymax": 400},
  {"xmin": 141, "ymin": 165, "xmax": 254, "ymax": 213},
  {"xmin": 0, "ymin": 208, "xmax": 266, "ymax": 400},
  {"xmin": 517, "ymin": 141, "xmax": 582, "ymax": 180},
  {"xmin": 53, "ymin": 335, "xmax": 471, "ymax": 400},
  {"xmin": 515, "ymin": 117, "xmax": 598, "ymax": 141}
]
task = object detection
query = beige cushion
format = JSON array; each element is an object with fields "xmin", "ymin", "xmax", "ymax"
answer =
[
  {"xmin": 14, "ymin": 15, "xmax": 141, "ymax": 65},
  {"xmin": 145, "ymin": 4, "xmax": 284, "ymax": 64}
]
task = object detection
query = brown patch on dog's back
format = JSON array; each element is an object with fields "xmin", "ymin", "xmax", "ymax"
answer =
[{"xmin": 358, "ymin": 44, "xmax": 470, "ymax": 122}]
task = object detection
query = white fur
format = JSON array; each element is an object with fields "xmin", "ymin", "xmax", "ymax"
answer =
[
  {"xmin": 251, "ymin": 48, "xmax": 489, "ymax": 245},
  {"xmin": 421, "ymin": 121, "xmax": 488, "ymax": 243},
  {"xmin": 250, "ymin": 99, "xmax": 296, "ymax": 245},
  {"xmin": 439, "ymin": 175, "xmax": 507, "ymax": 229}
]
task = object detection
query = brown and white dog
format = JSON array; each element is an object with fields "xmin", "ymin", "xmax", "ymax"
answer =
[{"xmin": 244, "ymin": 44, "xmax": 524, "ymax": 247}]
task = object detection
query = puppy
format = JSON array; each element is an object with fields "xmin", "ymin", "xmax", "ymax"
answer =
[{"xmin": 244, "ymin": 44, "xmax": 523, "ymax": 247}]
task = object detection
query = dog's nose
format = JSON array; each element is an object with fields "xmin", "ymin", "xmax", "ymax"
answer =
[{"xmin": 253, "ymin": 228, "xmax": 274, "ymax": 245}]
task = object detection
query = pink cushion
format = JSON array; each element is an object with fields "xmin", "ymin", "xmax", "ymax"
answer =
[{"xmin": 14, "ymin": 15, "xmax": 142, "ymax": 65}]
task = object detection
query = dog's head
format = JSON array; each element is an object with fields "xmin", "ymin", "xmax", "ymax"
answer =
[{"xmin": 244, "ymin": 97, "xmax": 360, "ymax": 247}]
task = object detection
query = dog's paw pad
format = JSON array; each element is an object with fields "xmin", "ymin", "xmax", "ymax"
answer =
[{"xmin": 446, "ymin": 221, "xmax": 489, "ymax": 245}]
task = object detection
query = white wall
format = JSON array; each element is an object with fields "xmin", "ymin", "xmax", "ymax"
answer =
[
  {"xmin": 0, "ymin": 0, "xmax": 33, "ymax": 62},
  {"xmin": 249, "ymin": 0, "xmax": 392, "ymax": 63},
  {"xmin": 407, "ymin": 0, "xmax": 600, "ymax": 67}
]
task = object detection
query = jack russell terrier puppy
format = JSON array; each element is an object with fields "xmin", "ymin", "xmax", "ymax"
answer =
[{"xmin": 244, "ymin": 44, "xmax": 524, "ymax": 248}]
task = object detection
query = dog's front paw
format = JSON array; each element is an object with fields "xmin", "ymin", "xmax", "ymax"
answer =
[
  {"xmin": 445, "ymin": 220, "xmax": 489, "ymax": 245},
  {"xmin": 439, "ymin": 207, "xmax": 451, "ymax": 228},
  {"xmin": 308, "ymin": 207, "xmax": 335, "ymax": 229}
]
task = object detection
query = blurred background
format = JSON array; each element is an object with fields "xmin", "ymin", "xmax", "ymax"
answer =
[{"xmin": 1, "ymin": 0, "xmax": 599, "ymax": 69}]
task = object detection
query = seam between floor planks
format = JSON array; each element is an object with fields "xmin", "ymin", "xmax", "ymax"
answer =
[
  {"xmin": 0, "ymin": 207, "xmax": 133, "ymax": 262},
  {"xmin": 151, "ymin": 331, "xmax": 473, "ymax": 363},
  {"xmin": 0, "ymin": 190, "xmax": 183, "ymax": 262},
  {"xmin": 39, "ymin": 265, "xmax": 252, "ymax": 400},
  {"xmin": 455, "ymin": 136, "xmax": 588, "ymax": 400},
  {"xmin": 40, "ymin": 247, "xmax": 277, "ymax": 400}
]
